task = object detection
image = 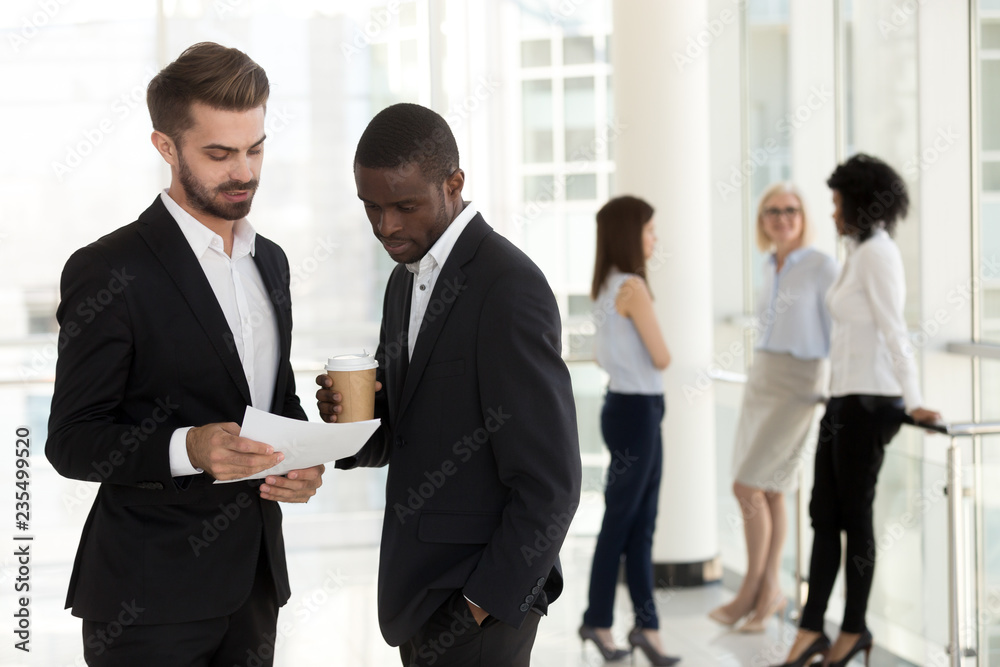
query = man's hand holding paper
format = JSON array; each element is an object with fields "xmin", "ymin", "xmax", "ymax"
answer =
[
  {"xmin": 259, "ymin": 464, "xmax": 326, "ymax": 503},
  {"xmin": 186, "ymin": 421, "xmax": 285, "ymax": 480},
  {"xmin": 211, "ymin": 406, "xmax": 381, "ymax": 485}
]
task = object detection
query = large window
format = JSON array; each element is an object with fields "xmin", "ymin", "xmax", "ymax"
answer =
[{"xmin": 507, "ymin": 0, "xmax": 613, "ymax": 508}]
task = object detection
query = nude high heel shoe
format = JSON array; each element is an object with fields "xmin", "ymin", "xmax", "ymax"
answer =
[
  {"xmin": 707, "ymin": 604, "xmax": 745, "ymax": 627},
  {"xmin": 737, "ymin": 595, "xmax": 787, "ymax": 633}
]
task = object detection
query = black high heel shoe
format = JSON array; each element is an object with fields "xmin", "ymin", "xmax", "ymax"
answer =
[
  {"xmin": 578, "ymin": 624, "xmax": 631, "ymax": 662},
  {"xmin": 769, "ymin": 633, "xmax": 831, "ymax": 667},
  {"xmin": 826, "ymin": 630, "xmax": 873, "ymax": 667},
  {"xmin": 627, "ymin": 627, "xmax": 680, "ymax": 666}
]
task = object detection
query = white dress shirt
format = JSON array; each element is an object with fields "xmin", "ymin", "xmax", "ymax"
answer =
[
  {"xmin": 405, "ymin": 202, "xmax": 478, "ymax": 359},
  {"xmin": 755, "ymin": 247, "xmax": 839, "ymax": 360},
  {"xmin": 826, "ymin": 228, "xmax": 923, "ymax": 411},
  {"xmin": 402, "ymin": 201, "xmax": 480, "ymax": 612},
  {"xmin": 161, "ymin": 191, "xmax": 280, "ymax": 476}
]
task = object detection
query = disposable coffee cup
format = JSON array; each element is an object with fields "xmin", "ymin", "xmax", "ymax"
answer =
[{"xmin": 325, "ymin": 353, "xmax": 378, "ymax": 423}]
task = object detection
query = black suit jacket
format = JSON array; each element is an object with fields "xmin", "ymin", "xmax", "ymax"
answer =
[
  {"xmin": 339, "ymin": 213, "xmax": 582, "ymax": 646},
  {"xmin": 46, "ymin": 196, "xmax": 306, "ymax": 624}
]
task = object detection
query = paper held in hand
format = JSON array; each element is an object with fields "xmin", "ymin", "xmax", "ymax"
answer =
[{"xmin": 213, "ymin": 406, "xmax": 380, "ymax": 483}]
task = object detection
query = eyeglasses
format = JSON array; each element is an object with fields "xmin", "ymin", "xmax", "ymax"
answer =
[{"xmin": 763, "ymin": 207, "xmax": 801, "ymax": 219}]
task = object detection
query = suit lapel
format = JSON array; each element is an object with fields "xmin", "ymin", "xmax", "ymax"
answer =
[
  {"xmin": 384, "ymin": 264, "xmax": 413, "ymax": 421},
  {"xmin": 396, "ymin": 214, "xmax": 492, "ymax": 418},
  {"xmin": 252, "ymin": 242, "xmax": 292, "ymax": 413},
  {"xmin": 135, "ymin": 197, "xmax": 253, "ymax": 406}
]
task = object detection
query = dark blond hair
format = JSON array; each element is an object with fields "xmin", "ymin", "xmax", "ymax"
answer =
[
  {"xmin": 755, "ymin": 182, "xmax": 812, "ymax": 252},
  {"xmin": 591, "ymin": 195, "xmax": 655, "ymax": 300},
  {"xmin": 146, "ymin": 42, "xmax": 269, "ymax": 143}
]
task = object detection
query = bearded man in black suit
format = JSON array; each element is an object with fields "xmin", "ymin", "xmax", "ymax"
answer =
[{"xmin": 47, "ymin": 42, "xmax": 322, "ymax": 666}]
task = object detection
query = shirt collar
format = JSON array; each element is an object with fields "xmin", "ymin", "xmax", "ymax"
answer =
[
  {"xmin": 405, "ymin": 202, "xmax": 478, "ymax": 277},
  {"xmin": 845, "ymin": 227, "xmax": 887, "ymax": 253},
  {"xmin": 769, "ymin": 245, "xmax": 810, "ymax": 270},
  {"xmin": 160, "ymin": 190, "xmax": 257, "ymax": 260}
]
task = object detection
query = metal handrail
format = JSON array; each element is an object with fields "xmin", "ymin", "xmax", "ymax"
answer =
[
  {"xmin": 711, "ymin": 370, "xmax": 999, "ymax": 665},
  {"xmin": 901, "ymin": 415, "xmax": 1000, "ymax": 666},
  {"xmin": 946, "ymin": 340, "xmax": 1000, "ymax": 361}
]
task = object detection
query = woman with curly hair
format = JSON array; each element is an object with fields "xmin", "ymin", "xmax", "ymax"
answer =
[{"xmin": 776, "ymin": 155, "xmax": 941, "ymax": 667}]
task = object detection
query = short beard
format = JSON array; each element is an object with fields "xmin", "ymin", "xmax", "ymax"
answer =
[
  {"xmin": 177, "ymin": 149, "xmax": 259, "ymax": 221},
  {"xmin": 383, "ymin": 186, "xmax": 454, "ymax": 264}
]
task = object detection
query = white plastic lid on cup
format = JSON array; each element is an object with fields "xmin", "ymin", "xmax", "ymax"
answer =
[{"xmin": 325, "ymin": 352, "xmax": 378, "ymax": 371}]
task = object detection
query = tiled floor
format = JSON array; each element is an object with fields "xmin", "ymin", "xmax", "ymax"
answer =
[
  {"xmin": 267, "ymin": 536, "xmax": 869, "ymax": 667},
  {"xmin": 0, "ymin": 515, "xmax": 897, "ymax": 667}
]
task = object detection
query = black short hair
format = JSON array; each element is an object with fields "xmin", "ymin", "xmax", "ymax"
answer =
[
  {"xmin": 354, "ymin": 103, "xmax": 459, "ymax": 184},
  {"xmin": 827, "ymin": 153, "xmax": 909, "ymax": 241}
]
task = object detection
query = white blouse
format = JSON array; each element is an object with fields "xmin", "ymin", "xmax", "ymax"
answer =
[
  {"xmin": 826, "ymin": 229, "xmax": 923, "ymax": 411},
  {"xmin": 594, "ymin": 271, "xmax": 663, "ymax": 395}
]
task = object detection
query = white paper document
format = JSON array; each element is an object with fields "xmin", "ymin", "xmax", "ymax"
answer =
[{"xmin": 214, "ymin": 407, "xmax": 381, "ymax": 483}]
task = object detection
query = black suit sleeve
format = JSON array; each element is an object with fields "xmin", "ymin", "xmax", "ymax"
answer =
[
  {"xmin": 335, "ymin": 274, "xmax": 392, "ymax": 469},
  {"xmin": 462, "ymin": 266, "xmax": 582, "ymax": 627},
  {"xmin": 278, "ymin": 361, "xmax": 307, "ymax": 421},
  {"xmin": 46, "ymin": 247, "xmax": 174, "ymax": 487}
]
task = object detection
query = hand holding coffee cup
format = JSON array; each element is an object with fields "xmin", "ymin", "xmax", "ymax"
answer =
[{"xmin": 322, "ymin": 353, "xmax": 379, "ymax": 423}]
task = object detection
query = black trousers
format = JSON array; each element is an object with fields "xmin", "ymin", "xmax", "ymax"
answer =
[
  {"xmin": 83, "ymin": 545, "xmax": 279, "ymax": 667},
  {"xmin": 399, "ymin": 590, "xmax": 541, "ymax": 667},
  {"xmin": 583, "ymin": 392, "xmax": 664, "ymax": 630},
  {"xmin": 800, "ymin": 394, "xmax": 904, "ymax": 634}
]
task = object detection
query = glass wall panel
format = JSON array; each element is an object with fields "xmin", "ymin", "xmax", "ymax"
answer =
[
  {"xmin": 512, "ymin": 0, "xmax": 613, "ymax": 521},
  {"xmin": 979, "ymin": 4, "xmax": 1000, "ymax": 663},
  {"xmin": 564, "ymin": 76, "xmax": 596, "ymax": 160},
  {"xmin": 983, "ymin": 60, "xmax": 1000, "ymax": 151},
  {"xmin": 566, "ymin": 173, "xmax": 597, "ymax": 200},
  {"xmin": 522, "ymin": 79, "xmax": 555, "ymax": 163},
  {"xmin": 524, "ymin": 173, "xmax": 556, "ymax": 200},
  {"xmin": 521, "ymin": 38, "xmax": 552, "ymax": 67},
  {"xmin": 563, "ymin": 35, "xmax": 595, "ymax": 64},
  {"xmin": 715, "ymin": 1, "xmax": 794, "ymax": 594}
]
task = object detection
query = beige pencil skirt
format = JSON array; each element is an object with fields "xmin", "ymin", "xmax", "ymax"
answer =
[{"xmin": 732, "ymin": 350, "xmax": 828, "ymax": 493}]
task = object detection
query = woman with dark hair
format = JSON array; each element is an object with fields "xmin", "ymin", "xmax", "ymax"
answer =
[
  {"xmin": 777, "ymin": 155, "xmax": 941, "ymax": 667},
  {"xmin": 709, "ymin": 183, "xmax": 838, "ymax": 634},
  {"xmin": 578, "ymin": 196, "xmax": 679, "ymax": 665}
]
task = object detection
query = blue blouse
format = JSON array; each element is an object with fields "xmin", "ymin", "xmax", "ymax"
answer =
[
  {"xmin": 755, "ymin": 247, "xmax": 839, "ymax": 360},
  {"xmin": 594, "ymin": 271, "xmax": 664, "ymax": 395}
]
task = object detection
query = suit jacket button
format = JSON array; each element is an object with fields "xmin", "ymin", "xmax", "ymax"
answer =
[
  {"xmin": 531, "ymin": 586, "xmax": 541, "ymax": 595},
  {"xmin": 524, "ymin": 595, "xmax": 534, "ymax": 604},
  {"xmin": 395, "ymin": 436, "xmax": 405, "ymax": 448},
  {"xmin": 519, "ymin": 603, "xmax": 530, "ymax": 612},
  {"xmin": 536, "ymin": 577, "xmax": 545, "ymax": 586}
]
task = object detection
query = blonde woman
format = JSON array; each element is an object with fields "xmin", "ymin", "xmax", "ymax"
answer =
[{"xmin": 709, "ymin": 183, "xmax": 838, "ymax": 633}]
